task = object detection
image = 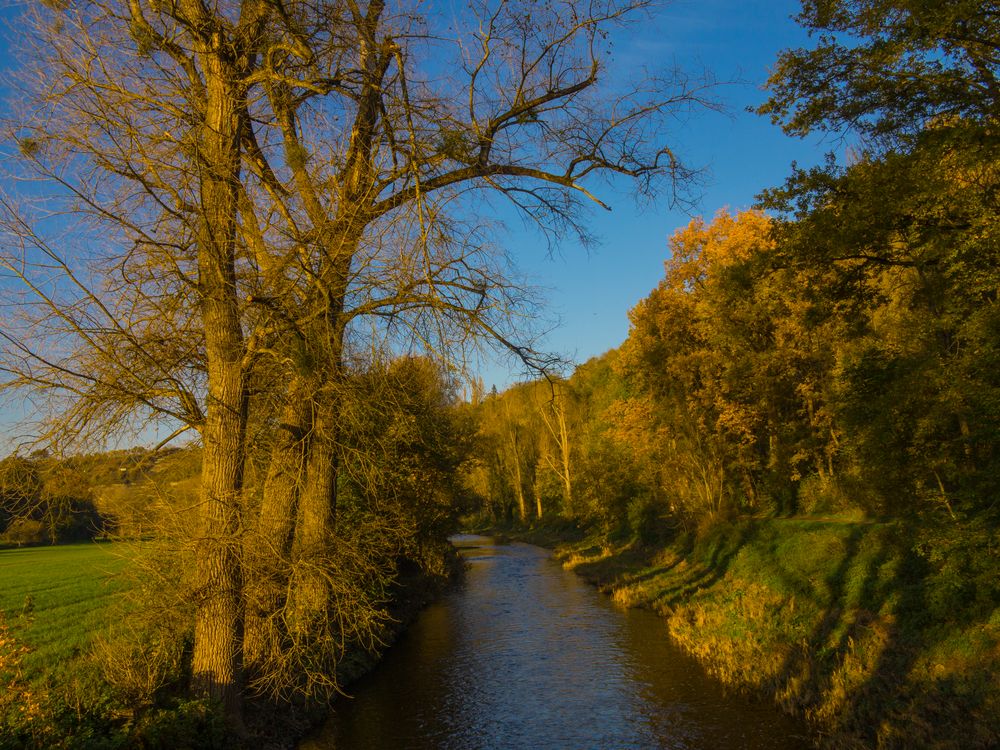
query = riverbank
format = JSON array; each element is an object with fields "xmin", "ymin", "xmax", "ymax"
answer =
[
  {"xmin": 242, "ymin": 551, "xmax": 465, "ymax": 750},
  {"xmin": 491, "ymin": 517, "xmax": 999, "ymax": 749},
  {"xmin": 0, "ymin": 541, "xmax": 461, "ymax": 750}
]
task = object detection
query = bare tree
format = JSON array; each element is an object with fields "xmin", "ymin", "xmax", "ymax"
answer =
[
  {"xmin": 538, "ymin": 379, "xmax": 575, "ymax": 517},
  {"xmin": 0, "ymin": 0, "xmax": 717, "ymax": 725}
]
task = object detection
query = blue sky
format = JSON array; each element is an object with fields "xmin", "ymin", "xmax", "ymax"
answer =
[
  {"xmin": 481, "ymin": 0, "xmax": 837, "ymax": 390},
  {"xmin": 0, "ymin": 0, "xmax": 838, "ymax": 448}
]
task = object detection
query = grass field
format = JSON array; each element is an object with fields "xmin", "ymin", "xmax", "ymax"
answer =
[
  {"xmin": 0, "ymin": 542, "xmax": 228, "ymax": 749},
  {"xmin": 0, "ymin": 543, "xmax": 131, "ymax": 685}
]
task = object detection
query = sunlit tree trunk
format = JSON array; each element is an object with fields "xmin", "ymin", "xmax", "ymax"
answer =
[
  {"xmin": 512, "ymin": 433, "xmax": 528, "ymax": 523},
  {"xmin": 556, "ymin": 399, "xmax": 574, "ymax": 516},
  {"xmin": 190, "ymin": 49, "xmax": 249, "ymax": 725},
  {"xmin": 534, "ymin": 476, "xmax": 544, "ymax": 520},
  {"xmin": 540, "ymin": 386, "xmax": 574, "ymax": 516},
  {"xmin": 499, "ymin": 409, "xmax": 529, "ymax": 523}
]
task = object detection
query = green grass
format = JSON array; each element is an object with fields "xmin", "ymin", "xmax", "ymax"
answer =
[
  {"xmin": 552, "ymin": 517, "xmax": 1000, "ymax": 749},
  {"xmin": 0, "ymin": 542, "xmax": 237, "ymax": 749},
  {"xmin": 0, "ymin": 542, "xmax": 131, "ymax": 684}
]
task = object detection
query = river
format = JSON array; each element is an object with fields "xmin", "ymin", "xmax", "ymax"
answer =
[{"xmin": 304, "ymin": 534, "xmax": 812, "ymax": 749}]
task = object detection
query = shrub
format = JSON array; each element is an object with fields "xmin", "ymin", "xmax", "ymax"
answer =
[
  {"xmin": 129, "ymin": 698, "xmax": 229, "ymax": 750},
  {"xmin": 918, "ymin": 514, "xmax": 1000, "ymax": 624},
  {"xmin": 796, "ymin": 474, "xmax": 871, "ymax": 518},
  {"xmin": 626, "ymin": 493, "xmax": 660, "ymax": 545},
  {"xmin": 92, "ymin": 624, "xmax": 187, "ymax": 707},
  {"xmin": 1, "ymin": 518, "xmax": 48, "ymax": 546}
]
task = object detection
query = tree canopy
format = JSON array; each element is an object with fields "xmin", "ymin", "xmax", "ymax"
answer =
[{"xmin": 760, "ymin": 0, "xmax": 1000, "ymax": 146}]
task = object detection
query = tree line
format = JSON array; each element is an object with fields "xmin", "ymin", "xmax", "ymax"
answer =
[{"xmin": 464, "ymin": 0, "xmax": 1000, "ymax": 619}]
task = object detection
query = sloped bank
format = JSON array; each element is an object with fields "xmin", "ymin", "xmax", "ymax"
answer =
[{"xmin": 539, "ymin": 518, "xmax": 999, "ymax": 749}]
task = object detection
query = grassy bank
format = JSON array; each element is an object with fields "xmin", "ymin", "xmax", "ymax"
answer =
[
  {"xmin": 537, "ymin": 517, "xmax": 999, "ymax": 749},
  {"xmin": 0, "ymin": 541, "xmax": 460, "ymax": 750}
]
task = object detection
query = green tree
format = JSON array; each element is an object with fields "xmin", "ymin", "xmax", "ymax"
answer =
[
  {"xmin": 759, "ymin": 0, "xmax": 1000, "ymax": 146},
  {"xmin": 0, "ymin": 456, "xmax": 42, "ymax": 537},
  {"xmin": 760, "ymin": 0, "xmax": 1000, "ymax": 615},
  {"xmin": 758, "ymin": 0, "xmax": 1000, "ymax": 519},
  {"xmin": 761, "ymin": 134, "xmax": 1000, "ymax": 516}
]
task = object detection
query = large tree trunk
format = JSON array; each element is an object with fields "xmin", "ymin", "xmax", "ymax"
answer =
[
  {"xmin": 190, "ymin": 48, "xmax": 248, "ymax": 726},
  {"xmin": 288, "ymin": 390, "xmax": 340, "ymax": 635}
]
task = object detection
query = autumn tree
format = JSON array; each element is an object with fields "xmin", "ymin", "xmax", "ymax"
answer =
[
  {"xmin": 468, "ymin": 383, "xmax": 537, "ymax": 523},
  {"xmin": 0, "ymin": 456, "xmax": 42, "ymax": 541},
  {"xmin": 554, "ymin": 351, "xmax": 641, "ymax": 531},
  {"xmin": 533, "ymin": 378, "xmax": 577, "ymax": 519},
  {"xmin": 0, "ymin": 0, "xmax": 716, "ymax": 724}
]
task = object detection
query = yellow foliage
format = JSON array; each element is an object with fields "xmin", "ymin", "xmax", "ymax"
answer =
[{"xmin": 663, "ymin": 209, "xmax": 775, "ymax": 295}]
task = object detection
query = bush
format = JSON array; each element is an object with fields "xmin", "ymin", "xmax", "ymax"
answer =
[
  {"xmin": 626, "ymin": 493, "xmax": 660, "ymax": 545},
  {"xmin": 0, "ymin": 518, "xmax": 48, "ymax": 546},
  {"xmin": 129, "ymin": 699, "xmax": 229, "ymax": 750},
  {"xmin": 92, "ymin": 625, "xmax": 187, "ymax": 707},
  {"xmin": 796, "ymin": 474, "xmax": 871, "ymax": 518},
  {"xmin": 918, "ymin": 514, "xmax": 1000, "ymax": 624}
]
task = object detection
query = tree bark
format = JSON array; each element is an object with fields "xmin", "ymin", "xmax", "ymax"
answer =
[
  {"xmin": 190, "ymin": 44, "xmax": 249, "ymax": 727},
  {"xmin": 287, "ymin": 392, "xmax": 339, "ymax": 634}
]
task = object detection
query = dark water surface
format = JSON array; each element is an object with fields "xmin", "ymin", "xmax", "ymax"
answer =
[{"xmin": 304, "ymin": 535, "xmax": 811, "ymax": 749}]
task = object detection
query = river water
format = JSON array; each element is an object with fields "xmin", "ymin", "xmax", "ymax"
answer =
[{"xmin": 305, "ymin": 534, "xmax": 811, "ymax": 749}]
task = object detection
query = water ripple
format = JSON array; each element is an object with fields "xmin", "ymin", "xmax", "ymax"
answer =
[{"xmin": 312, "ymin": 536, "xmax": 810, "ymax": 750}]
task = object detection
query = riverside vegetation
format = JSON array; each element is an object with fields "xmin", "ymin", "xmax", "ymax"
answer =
[
  {"xmin": 2, "ymin": 1, "xmax": 999, "ymax": 748},
  {"xmin": 0, "ymin": 421, "xmax": 465, "ymax": 749},
  {"xmin": 465, "ymin": 196, "xmax": 1000, "ymax": 746},
  {"xmin": 555, "ymin": 517, "xmax": 998, "ymax": 749}
]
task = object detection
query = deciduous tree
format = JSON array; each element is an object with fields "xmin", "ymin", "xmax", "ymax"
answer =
[{"xmin": 759, "ymin": 0, "xmax": 1000, "ymax": 147}]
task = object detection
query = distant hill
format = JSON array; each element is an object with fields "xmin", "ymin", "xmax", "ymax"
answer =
[{"xmin": 1, "ymin": 446, "xmax": 202, "ymax": 545}]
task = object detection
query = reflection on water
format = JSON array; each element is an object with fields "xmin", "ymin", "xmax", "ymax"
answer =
[{"xmin": 306, "ymin": 535, "xmax": 811, "ymax": 749}]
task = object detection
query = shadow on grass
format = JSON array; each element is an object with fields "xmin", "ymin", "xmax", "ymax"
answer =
[
  {"xmin": 663, "ymin": 522, "xmax": 761, "ymax": 607},
  {"xmin": 561, "ymin": 515, "xmax": 997, "ymax": 747},
  {"xmin": 567, "ymin": 522, "xmax": 762, "ymax": 611},
  {"xmin": 769, "ymin": 523, "xmax": 997, "ymax": 747}
]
